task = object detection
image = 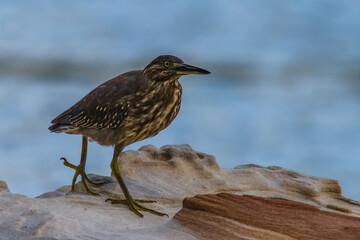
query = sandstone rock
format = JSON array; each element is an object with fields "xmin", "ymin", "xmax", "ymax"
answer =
[
  {"xmin": 0, "ymin": 144, "xmax": 359, "ymax": 239},
  {"xmin": 174, "ymin": 193, "xmax": 360, "ymax": 240}
]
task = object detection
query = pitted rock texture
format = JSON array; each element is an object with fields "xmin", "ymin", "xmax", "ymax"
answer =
[{"xmin": 1, "ymin": 144, "xmax": 360, "ymax": 239}]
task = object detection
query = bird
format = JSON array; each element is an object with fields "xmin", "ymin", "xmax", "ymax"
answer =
[{"xmin": 49, "ymin": 55, "xmax": 210, "ymax": 217}]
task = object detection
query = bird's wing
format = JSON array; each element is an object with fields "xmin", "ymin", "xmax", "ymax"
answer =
[{"xmin": 51, "ymin": 70, "xmax": 143, "ymax": 130}]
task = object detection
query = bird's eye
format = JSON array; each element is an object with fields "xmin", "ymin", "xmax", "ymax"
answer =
[{"xmin": 164, "ymin": 61, "xmax": 170, "ymax": 68}]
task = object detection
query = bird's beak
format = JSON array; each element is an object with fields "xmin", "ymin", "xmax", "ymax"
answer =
[{"xmin": 175, "ymin": 63, "xmax": 211, "ymax": 75}]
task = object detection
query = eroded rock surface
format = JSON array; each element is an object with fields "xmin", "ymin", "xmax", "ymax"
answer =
[
  {"xmin": 0, "ymin": 144, "xmax": 360, "ymax": 239},
  {"xmin": 175, "ymin": 193, "xmax": 360, "ymax": 240}
]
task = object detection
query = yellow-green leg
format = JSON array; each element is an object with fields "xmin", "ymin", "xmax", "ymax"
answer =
[
  {"xmin": 61, "ymin": 135, "xmax": 104, "ymax": 196},
  {"xmin": 105, "ymin": 144, "xmax": 168, "ymax": 218}
]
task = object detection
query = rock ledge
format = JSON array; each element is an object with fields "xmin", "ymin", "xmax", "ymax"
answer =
[{"xmin": 1, "ymin": 144, "xmax": 359, "ymax": 239}]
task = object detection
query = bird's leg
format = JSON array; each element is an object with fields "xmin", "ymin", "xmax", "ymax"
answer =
[
  {"xmin": 61, "ymin": 136, "xmax": 102, "ymax": 196},
  {"xmin": 106, "ymin": 144, "xmax": 168, "ymax": 218}
]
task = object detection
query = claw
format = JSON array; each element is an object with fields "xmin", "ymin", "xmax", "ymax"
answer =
[
  {"xmin": 105, "ymin": 198, "xmax": 156, "ymax": 204},
  {"xmin": 81, "ymin": 176, "xmax": 100, "ymax": 196},
  {"xmin": 135, "ymin": 199, "xmax": 156, "ymax": 203},
  {"xmin": 60, "ymin": 157, "xmax": 77, "ymax": 170},
  {"xmin": 61, "ymin": 157, "xmax": 99, "ymax": 196},
  {"xmin": 106, "ymin": 198, "xmax": 167, "ymax": 217}
]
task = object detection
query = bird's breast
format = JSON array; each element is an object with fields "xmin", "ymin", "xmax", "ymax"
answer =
[{"xmin": 122, "ymin": 81, "xmax": 182, "ymax": 144}]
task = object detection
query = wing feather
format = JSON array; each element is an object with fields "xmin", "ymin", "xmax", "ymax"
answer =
[{"xmin": 49, "ymin": 70, "xmax": 143, "ymax": 132}]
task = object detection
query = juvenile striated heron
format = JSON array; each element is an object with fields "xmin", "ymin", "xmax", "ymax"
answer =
[{"xmin": 49, "ymin": 55, "xmax": 210, "ymax": 217}]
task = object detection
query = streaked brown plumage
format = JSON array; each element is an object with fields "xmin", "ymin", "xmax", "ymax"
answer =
[{"xmin": 49, "ymin": 55, "xmax": 210, "ymax": 217}]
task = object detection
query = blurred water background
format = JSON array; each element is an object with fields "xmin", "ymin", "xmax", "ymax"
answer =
[{"xmin": 1, "ymin": 0, "xmax": 360, "ymax": 199}]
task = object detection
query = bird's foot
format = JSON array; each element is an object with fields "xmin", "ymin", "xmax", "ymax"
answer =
[
  {"xmin": 105, "ymin": 198, "xmax": 168, "ymax": 218},
  {"xmin": 60, "ymin": 157, "xmax": 100, "ymax": 196},
  {"xmin": 60, "ymin": 157, "xmax": 77, "ymax": 170},
  {"xmin": 106, "ymin": 199, "xmax": 156, "ymax": 204}
]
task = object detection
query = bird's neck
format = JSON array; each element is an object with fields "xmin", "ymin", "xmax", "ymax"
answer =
[
  {"xmin": 145, "ymin": 77, "xmax": 181, "ymax": 95},
  {"xmin": 143, "ymin": 68, "xmax": 180, "ymax": 83}
]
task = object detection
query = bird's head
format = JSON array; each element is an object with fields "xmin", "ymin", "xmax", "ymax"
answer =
[{"xmin": 143, "ymin": 55, "xmax": 210, "ymax": 81}]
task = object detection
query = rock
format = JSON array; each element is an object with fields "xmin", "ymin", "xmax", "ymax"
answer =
[
  {"xmin": 0, "ymin": 180, "xmax": 9, "ymax": 192},
  {"xmin": 174, "ymin": 193, "xmax": 360, "ymax": 240},
  {"xmin": 0, "ymin": 144, "xmax": 360, "ymax": 239}
]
